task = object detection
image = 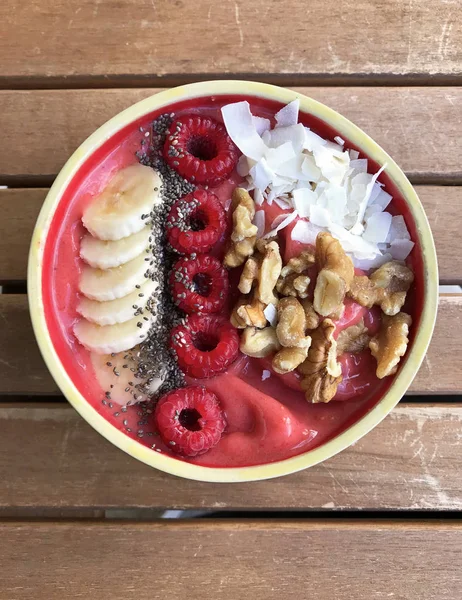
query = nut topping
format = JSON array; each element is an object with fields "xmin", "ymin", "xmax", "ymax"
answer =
[
  {"xmin": 369, "ymin": 312, "xmax": 412, "ymax": 378},
  {"xmin": 224, "ymin": 188, "xmax": 257, "ymax": 268},
  {"xmin": 336, "ymin": 319, "xmax": 371, "ymax": 355},
  {"xmin": 240, "ymin": 326, "xmax": 281, "ymax": 358},
  {"xmin": 349, "ymin": 260, "xmax": 414, "ymax": 316},
  {"xmin": 276, "ymin": 297, "xmax": 311, "ymax": 349},
  {"xmin": 276, "ymin": 250, "xmax": 315, "ymax": 299},
  {"xmin": 298, "ymin": 319, "xmax": 342, "ymax": 403},
  {"xmin": 313, "ymin": 232, "xmax": 354, "ymax": 318}
]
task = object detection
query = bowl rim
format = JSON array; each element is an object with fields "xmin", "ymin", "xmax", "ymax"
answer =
[{"xmin": 28, "ymin": 80, "xmax": 438, "ymax": 483}]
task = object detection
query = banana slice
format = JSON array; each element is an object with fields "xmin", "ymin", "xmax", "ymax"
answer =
[
  {"xmin": 74, "ymin": 314, "xmax": 153, "ymax": 355},
  {"xmin": 77, "ymin": 278, "xmax": 158, "ymax": 326},
  {"xmin": 82, "ymin": 164, "xmax": 162, "ymax": 241},
  {"xmin": 79, "ymin": 253, "xmax": 151, "ymax": 302},
  {"xmin": 80, "ymin": 225, "xmax": 152, "ymax": 269},
  {"xmin": 90, "ymin": 348, "xmax": 163, "ymax": 406}
]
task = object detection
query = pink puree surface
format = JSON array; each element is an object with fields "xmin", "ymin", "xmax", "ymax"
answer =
[{"xmin": 42, "ymin": 94, "xmax": 421, "ymax": 468}]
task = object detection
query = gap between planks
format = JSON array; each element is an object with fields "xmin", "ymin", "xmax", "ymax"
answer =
[
  {"xmin": 1, "ymin": 185, "xmax": 461, "ymax": 284},
  {"xmin": 1, "ymin": 87, "xmax": 462, "ymax": 182},
  {"xmin": 3, "ymin": 73, "xmax": 462, "ymax": 91},
  {"xmin": 1, "ymin": 402, "xmax": 461, "ymax": 512}
]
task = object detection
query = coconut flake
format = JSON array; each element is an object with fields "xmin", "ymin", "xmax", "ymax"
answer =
[
  {"xmin": 300, "ymin": 154, "xmax": 322, "ymax": 182},
  {"xmin": 274, "ymin": 196, "xmax": 293, "ymax": 210},
  {"xmin": 363, "ymin": 211, "xmax": 392, "ymax": 244},
  {"xmin": 310, "ymin": 205, "xmax": 332, "ymax": 228},
  {"xmin": 268, "ymin": 124, "xmax": 306, "ymax": 153},
  {"xmin": 350, "ymin": 158, "xmax": 368, "ymax": 173},
  {"xmin": 263, "ymin": 303, "xmax": 278, "ymax": 327},
  {"xmin": 252, "ymin": 116, "xmax": 271, "ymax": 136},
  {"xmin": 303, "ymin": 128, "xmax": 327, "ymax": 152},
  {"xmin": 374, "ymin": 189, "xmax": 393, "ymax": 211},
  {"xmin": 265, "ymin": 142, "xmax": 296, "ymax": 170},
  {"xmin": 291, "ymin": 219, "xmax": 324, "ymax": 245},
  {"xmin": 387, "ymin": 215, "xmax": 411, "ymax": 242},
  {"xmin": 350, "ymin": 164, "xmax": 387, "ymax": 235},
  {"xmin": 249, "ymin": 158, "xmax": 274, "ymax": 191},
  {"xmin": 389, "ymin": 239, "xmax": 415, "ymax": 260},
  {"xmin": 254, "ymin": 187, "xmax": 264, "ymax": 206},
  {"xmin": 221, "ymin": 101, "xmax": 268, "ymax": 161},
  {"xmin": 353, "ymin": 252, "xmax": 393, "ymax": 270},
  {"xmin": 292, "ymin": 188, "xmax": 317, "ymax": 217},
  {"xmin": 254, "ymin": 210, "xmax": 266, "ymax": 238},
  {"xmin": 275, "ymin": 99, "xmax": 300, "ymax": 128},
  {"xmin": 264, "ymin": 211, "xmax": 298, "ymax": 238},
  {"xmin": 334, "ymin": 135, "xmax": 345, "ymax": 146}
]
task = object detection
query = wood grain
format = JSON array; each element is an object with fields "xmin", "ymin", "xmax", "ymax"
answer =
[
  {"xmin": 1, "ymin": 88, "xmax": 462, "ymax": 180},
  {"xmin": 0, "ymin": 0, "xmax": 461, "ymax": 83},
  {"xmin": 0, "ymin": 294, "xmax": 460, "ymax": 395},
  {"xmin": 1, "ymin": 185, "xmax": 459, "ymax": 283},
  {"xmin": 1, "ymin": 403, "xmax": 461, "ymax": 511},
  {"xmin": 1, "ymin": 520, "xmax": 462, "ymax": 599}
]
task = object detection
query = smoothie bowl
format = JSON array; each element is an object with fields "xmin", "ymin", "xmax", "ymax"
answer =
[{"xmin": 28, "ymin": 81, "xmax": 438, "ymax": 482}]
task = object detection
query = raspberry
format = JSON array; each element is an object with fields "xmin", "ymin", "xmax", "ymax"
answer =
[
  {"xmin": 170, "ymin": 254, "xmax": 229, "ymax": 314},
  {"xmin": 167, "ymin": 189, "xmax": 227, "ymax": 255},
  {"xmin": 163, "ymin": 114, "xmax": 239, "ymax": 186},
  {"xmin": 171, "ymin": 314, "xmax": 240, "ymax": 379},
  {"xmin": 155, "ymin": 386, "xmax": 226, "ymax": 456}
]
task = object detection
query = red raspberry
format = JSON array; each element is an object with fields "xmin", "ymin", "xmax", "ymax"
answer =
[
  {"xmin": 163, "ymin": 114, "xmax": 239, "ymax": 186},
  {"xmin": 167, "ymin": 189, "xmax": 227, "ymax": 254},
  {"xmin": 170, "ymin": 254, "xmax": 229, "ymax": 314},
  {"xmin": 155, "ymin": 386, "xmax": 226, "ymax": 457},
  {"xmin": 171, "ymin": 314, "xmax": 240, "ymax": 379}
]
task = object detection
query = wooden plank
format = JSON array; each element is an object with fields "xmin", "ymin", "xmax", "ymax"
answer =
[
  {"xmin": 0, "ymin": 294, "xmax": 460, "ymax": 395},
  {"xmin": 0, "ymin": 88, "xmax": 462, "ymax": 180},
  {"xmin": 0, "ymin": 0, "xmax": 461, "ymax": 82},
  {"xmin": 1, "ymin": 521, "xmax": 462, "ymax": 599},
  {"xmin": 1, "ymin": 185, "xmax": 460, "ymax": 283},
  {"xmin": 1, "ymin": 403, "xmax": 461, "ymax": 511}
]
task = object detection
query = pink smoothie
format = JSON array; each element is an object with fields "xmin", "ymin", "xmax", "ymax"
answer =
[{"xmin": 42, "ymin": 94, "xmax": 420, "ymax": 468}]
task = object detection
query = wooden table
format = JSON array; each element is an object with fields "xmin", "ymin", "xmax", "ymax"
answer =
[{"xmin": 1, "ymin": 1, "xmax": 462, "ymax": 598}]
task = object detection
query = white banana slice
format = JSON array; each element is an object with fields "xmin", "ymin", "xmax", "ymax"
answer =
[
  {"xmin": 74, "ymin": 314, "xmax": 153, "ymax": 355},
  {"xmin": 82, "ymin": 164, "xmax": 162, "ymax": 241},
  {"xmin": 90, "ymin": 348, "xmax": 163, "ymax": 406},
  {"xmin": 79, "ymin": 252, "xmax": 151, "ymax": 302},
  {"xmin": 80, "ymin": 225, "xmax": 152, "ymax": 269},
  {"xmin": 77, "ymin": 278, "xmax": 158, "ymax": 326}
]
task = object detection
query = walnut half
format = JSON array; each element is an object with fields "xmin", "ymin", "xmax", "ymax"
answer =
[
  {"xmin": 336, "ymin": 320, "xmax": 371, "ymax": 355},
  {"xmin": 240, "ymin": 327, "xmax": 281, "ymax": 358},
  {"xmin": 349, "ymin": 260, "xmax": 414, "ymax": 316},
  {"xmin": 298, "ymin": 319, "xmax": 342, "ymax": 404},
  {"xmin": 313, "ymin": 232, "xmax": 354, "ymax": 318},
  {"xmin": 276, "ymin": 250, "xmax": 315, "ymax": 299},
  {"xmin": 369, "ymin": 312, "xmax": 412, "ymax": 378},
  {"xmin": 224, "ymin": 188, "xmax": 257, "ymax": 268}
]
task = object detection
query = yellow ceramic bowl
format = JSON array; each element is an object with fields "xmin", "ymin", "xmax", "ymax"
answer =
[{"xmin": 28, "ymin": 81, "xmax": 438, "ymax": 482}]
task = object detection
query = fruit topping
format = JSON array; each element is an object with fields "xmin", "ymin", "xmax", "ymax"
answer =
[
  {"xmin": 80, "ymin": 224, "xmax": 151, "ymax": 270},
  {"xmin": 77, "ymin": 278, "xmax": 158, "ymax": 326},
  {"xmin": 166, "ymin": 189, "xmax": 226, "ymax": 255},
  {"xmin": 155, "ymin": 386, "xmax": 227, "ymax": 456},
  {"xmin": 163, "ymin": 114, "xmax": 239, "ymax": 186},
  {"xmin": 170, "ymin": 254, "xmax": 229, "ymax": 314},
  {"xmin": 79, "ymin": 253, "xmax": 150, "ymax": 302},
  {"xmin": 171, "ymin": 314, "xmax": 239, "ymax": 379},
  {"xmin": 82, "ymin": 164, "xmax": 162, "ymax": 241},
  {"xmin": 73, "ymin": 313, "xmax": 153, "ymax": 355}
]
